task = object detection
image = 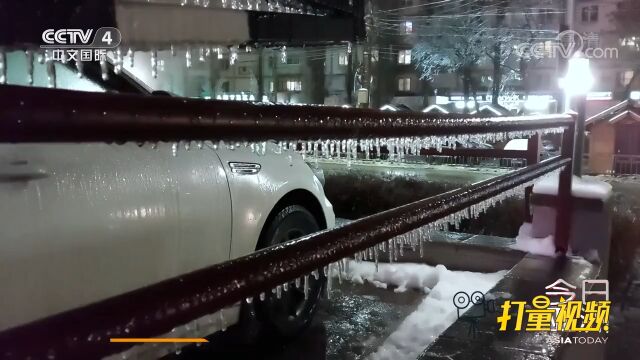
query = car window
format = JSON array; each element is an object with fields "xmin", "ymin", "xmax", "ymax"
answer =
[{"xmin": 4, "ymin": 51, "xmax": 106, "ymax": 93}]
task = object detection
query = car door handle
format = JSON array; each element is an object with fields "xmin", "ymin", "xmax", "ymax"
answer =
[
  {"xmin": 0, "ymin": 161, "xmax": 50, "ymax": 182},
  {"xmin": 229, "ymin": 162, "xmax": 261, "ymax": 175}
]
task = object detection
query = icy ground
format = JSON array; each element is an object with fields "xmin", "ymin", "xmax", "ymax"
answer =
[
  {"xmin": 340, "ymin": 261, "xmax": 507, "ymax": 360},
  {"xmin": 177, "ymin": 262, "xmax": 505, "ymax": 360}
]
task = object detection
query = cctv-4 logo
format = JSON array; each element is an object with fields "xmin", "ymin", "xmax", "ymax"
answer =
[{"xmin": 41, "ymin": 27, "xmax": 121, "ymax": 49}]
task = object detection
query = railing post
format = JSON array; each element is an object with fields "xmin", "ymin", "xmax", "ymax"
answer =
[
  {"xmin": 572, "ymin": 94, "xmax": 587, "ymax": 176},
  {"xmin": 526, "ymin": 133, "xmax": 540, "ymax": 165},
  {"xmin": 554, "ymin": 114, "xmax": 576, "ymax": 254}
]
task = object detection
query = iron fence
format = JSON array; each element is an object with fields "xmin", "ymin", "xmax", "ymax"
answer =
[{"xmin": 0, "ymin": 84, "xmax": 576, "ymax": 359}]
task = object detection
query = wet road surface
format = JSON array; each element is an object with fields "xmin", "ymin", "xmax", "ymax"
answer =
[{"xmin": 173, "ymin": 281, "xmax": 424, "ymax": 360}]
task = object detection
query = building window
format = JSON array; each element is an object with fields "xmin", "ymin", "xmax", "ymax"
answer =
[
  {"xmin": 402, "ymin": 21, "xmax": 413, "ymax": 34},
  {"xmin": 338, "ymin": 53, "xmax": 349, "ymax": 65},
  {"xmin": 398, "ymin": 49, "xmax": 411, "ymax": 64},
  {"xmin": 283, "ymin": 79, "xmax": 302, "ymax": 92},
  {"xmin": 398, "ymin": 77, "xmax": 411, "ymax": 91},
  {"xmin": 621, "ymin": 37, "xmax": 640, "ymax": 51},
  {"xmin": 581, "ymin": 5, "xmax": 598, "ymax": 23},
  {"xmin": 620, "ymin": 70, "xmax": 635, "ymax": 86},
  {"xmin": 286, "ymin": 55, "xmax": 300, "ymax": 65},
  {"xmin": 221, "ymin": 81, "xmax": 230, "ymax": 93}
]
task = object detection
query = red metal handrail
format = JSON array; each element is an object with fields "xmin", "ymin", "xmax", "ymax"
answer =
[
  {"xmin": 0, "ymin": 85, "xmax": 573, "ymax": 143},
  {"xmin": 0, "ymin": 156, "xmax": 570, "ymax": 359}
]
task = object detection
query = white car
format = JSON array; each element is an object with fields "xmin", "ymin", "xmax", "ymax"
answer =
[{"xmin": 0, "ymin": 58, "xmax": 335, "ymax": 343}]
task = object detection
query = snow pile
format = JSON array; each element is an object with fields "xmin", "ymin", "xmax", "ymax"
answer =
[
  {"xmin": 340, "ymin": 261, "xmax": 506, "ymax": 360},
  {"xmin": 503, "ymin": 138, "xmax": 529, "ymax": 151},
  {"xmin": 510, "ymin": 222, "xmax": 556, "ymax": 256},
  {"xmin": 533, "ymin": 174, "xmax": 612, "ymax": 200}
]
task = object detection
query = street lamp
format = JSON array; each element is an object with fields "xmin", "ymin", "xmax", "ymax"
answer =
[{"xmin": 559, "ymin": 51, "xmax": 593, "ymax": 176}]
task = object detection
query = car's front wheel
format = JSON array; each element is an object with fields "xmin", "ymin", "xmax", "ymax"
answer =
[{"xmin": 255, "ymin": 204, "xmax": 325, "ymax": 339}]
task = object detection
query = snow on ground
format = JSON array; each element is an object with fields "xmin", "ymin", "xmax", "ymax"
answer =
[
  {"xmin": 503, "ymin": 138, "xmax": 529, "ymax": 151},
  {"xmin": 338, "ymin": 261, "xmax": 506, "ymax": 360},
  {"xmin": 510, "ymin": 222, "xmax": 557, "ymax": 256},
  {"xmin": 533, "ymin": 173, "xmax": 612, "ymax": 200}
]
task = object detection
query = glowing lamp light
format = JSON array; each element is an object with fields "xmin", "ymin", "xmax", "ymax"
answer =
[{"xmin": 559, "ymin": 52, "xmax": 593, "ymax": 97}]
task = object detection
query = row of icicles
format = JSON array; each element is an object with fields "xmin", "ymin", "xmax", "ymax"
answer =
[
  {"xmin": 176, "ymin": 0, "xmax": 328, "ymax": 14},
  {"xmin": 0, "ymin": 38, "xmax": 352, "ymax": 85},
  {"xmin": 104, "ymin": 167, "xmax": 562, "ymax": 360},
  {"xmin": 158, "ymin": 128, "xmax": 562, "ymax": 165}
]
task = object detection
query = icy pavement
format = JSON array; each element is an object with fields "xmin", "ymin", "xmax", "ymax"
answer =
[{"xmin": 173, "ymin": 261, "xmax": 505, "ymax": 360}]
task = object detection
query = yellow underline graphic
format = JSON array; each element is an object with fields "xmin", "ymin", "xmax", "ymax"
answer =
[{"xmin": 110, "ymin": 338, "xmax": 209, "ymax": 343}]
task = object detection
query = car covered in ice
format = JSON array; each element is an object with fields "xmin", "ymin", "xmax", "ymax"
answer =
[{"xmin": 0, "ymin": 56, "xmax": 335, "ymax": 343}]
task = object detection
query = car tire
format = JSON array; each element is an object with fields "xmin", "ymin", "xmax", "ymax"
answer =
[{"xmin": 254, "ymin": 204, "xmax": 325, "ymax": 339}]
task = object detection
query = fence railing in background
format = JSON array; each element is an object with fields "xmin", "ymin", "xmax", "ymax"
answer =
[
  {"xmin": 614, "ymin": 155, "xmax": 640, "ymax": 175},
  {"xmin": 0, "ymin": 84, "xmax": 576, "ymax": 359}
]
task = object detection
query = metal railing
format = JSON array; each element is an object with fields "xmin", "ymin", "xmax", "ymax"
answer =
[
  {"xmin": 0, "ymin": 85, "xmax": 576, "ymax": 359},
  {"xmin": 614, "ymin": 154, "xmax": 640, "ymax": 175}
]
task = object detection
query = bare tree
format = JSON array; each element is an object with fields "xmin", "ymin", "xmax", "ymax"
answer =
[{"xmin": 412, "ymin": 10, "xmax": 490, "ymax": 113}]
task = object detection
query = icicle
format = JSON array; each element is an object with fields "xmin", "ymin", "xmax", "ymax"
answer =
[
  {"xmin": 374, "ymin": 246, "xmax": 379, "ymax": 272},
  {"xmin": 389, "ymin": 239, "xmax": 395, "ymax": 263},
  {"xmin": 0, "ymin": 49, "xmax": 6, "ymax": 84},
  {"xmin": 280, "ymin": 46, "xmax": 287, "ymax": 64},
  {"xmin": 150, "ymin": 49, "xmax": 158, "ymax": 78},
  {"xmin": 185, "ymin": 47, "xmax": 192, "ymax": 68},
  {"xmin": 75, "ymin": 59, "xmax": 84, "ymax": 78},
  {"xmin": 46, "ymin": 60, "xmax": 56, "ymax": 88},
  {"xmin": 303, "ymin": 275, "xmax": 309, "ymax": 300},
  {"xmin": 347, "ymin": 41, "xmax": 352, "ymax": 54},
  {"xmin": 312, "ymin": 269, "xmax": 319, "ymax": 280},
  {"xmin": 25, "ymin": 50, "xmax": 34, "ymax": 85},
  {"xmin": 219, "ymin": 311, "xmax": 226, "ymax": 331},
  {"xmin": 199, "ymin": 47, "xmax": 206, "ymax": 62},
  {"xmin": 276, "ymin": 285, "xmax": 282, "ymax": 299},
  {"xmin": 100, "ymin": 58, "xmax": 109, "ymax": 80},
  {"xmin": 114, "ymin": 48, "xmax": 123, "ymax": 74},
  {"xmin": 171, "ymin": 143, "xmax": 179, "ymax": 157},
  {"xmin": 326, "ymin": 264, "xmax": 333, "ymax": 299},
  {"xmin": 259, "ymin": 292, "xmax": 266, "ymax": 301},
  {"xmin": 295, "ymin": 277, "xmax": 301, "ymax": 289},
  {"xmin": 245, "ymin": 296, "xmax": 253, "ymax": 303},
  {"xmin": 283, "ymin": 282, "xmax": 289, "ymax": 292},
  {"xmin": 337, "ymin": 261, "xmax": 343, "ymax": 284},
  {"xmin": 125, "ymin": 48, "xmax": 134, "ymax": 68},
  {"xmin": 229, "ymin": 46, "xmax": 238, "ymax": 66}
]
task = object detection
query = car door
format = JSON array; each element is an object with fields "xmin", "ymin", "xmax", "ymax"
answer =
[{"xmin": 0, "ymin": 141, "xmax": 232, "ymax": 332}]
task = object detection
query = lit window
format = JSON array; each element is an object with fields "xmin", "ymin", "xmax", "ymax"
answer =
[
  {"xmin": 286, "ymin": 80, "xmax": 302, "ymax": 91},
  {"xmin": 402, "ymin": 21, "xmax": 413, "ymax": 34},
  {"xmin": 398, "ymin": 49, "xmax": 411, "ymax": 64},
  {"xmin": 338, "ymin": 53, "xmax": 348, "ymax": 65},
  {"xmin": 621, "ymin": 37, "xmax": 639, "ymax": 50},
  {"xmin": 398, "ymin": 77, "xmax": 411, "ymax": 91},
  {"xmin": 620, "ymin": 70, "xmax": 635, "ymax": 86},
  {"xmin": 581, "ymin": 5, "xmax": 598, "ymax": 23}
]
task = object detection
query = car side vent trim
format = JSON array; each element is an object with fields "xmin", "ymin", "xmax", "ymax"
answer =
[{"xmin": 229, "ymin": 162, "xmax": 261, "ymax": 175}]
